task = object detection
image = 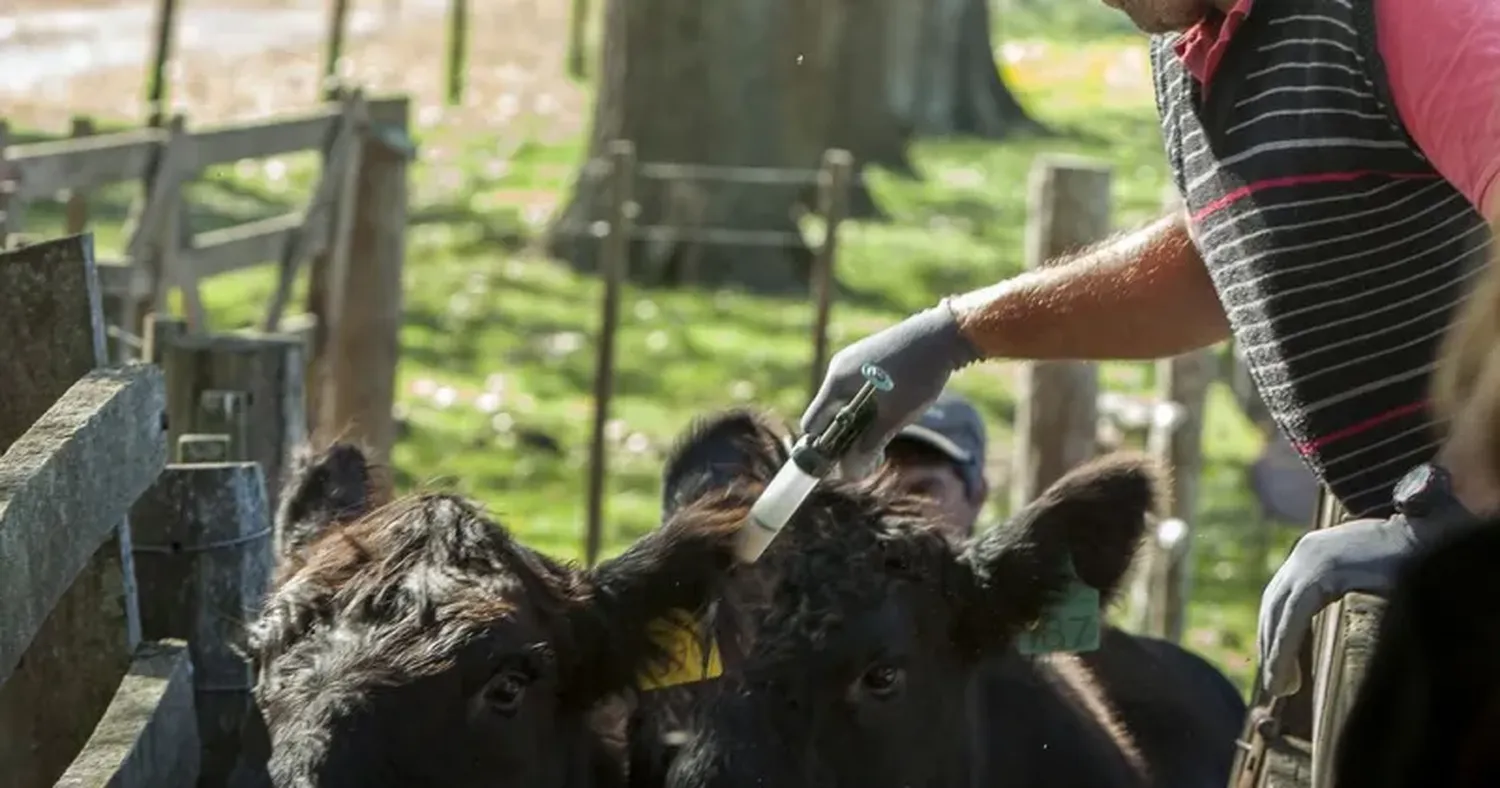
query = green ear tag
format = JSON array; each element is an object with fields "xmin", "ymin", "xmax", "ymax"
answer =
[{"xmin": 1015, "ymin": 556, "xmax": 1101, "ymax": 655}]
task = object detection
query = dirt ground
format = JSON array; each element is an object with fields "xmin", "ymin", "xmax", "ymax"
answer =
[{"xmin": 2, "ymin": 0, "xmax": 590, "ymax": 143}]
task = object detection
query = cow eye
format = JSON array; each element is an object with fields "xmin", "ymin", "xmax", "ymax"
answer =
[
  {"xmin": 858, "ymin": 664, "xmax": 906, "ymax": 700},
  {"xmin": 484, "ymin": 669, "xmax": 530, "ymax": 716}
]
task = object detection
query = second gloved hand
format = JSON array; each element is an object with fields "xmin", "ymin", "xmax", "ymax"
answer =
[{"xmin": 800, "ymin": 299, "xmax": 982, "ymax": 479}]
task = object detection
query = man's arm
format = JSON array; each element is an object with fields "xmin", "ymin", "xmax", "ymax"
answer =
[
  {"xmin": 1376, "ymin": 0, "xmax": 1500, "ymax": 223},
  {"xmin": 800, "ymin": 208, "xmax": 1229, "ymax": 470},
  {"xmin": 950, "ymin": 209, "xmax": 1230, "ymax": 360}
]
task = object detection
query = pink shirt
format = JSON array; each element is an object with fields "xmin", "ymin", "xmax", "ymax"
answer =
[
  {"xmin": 1376, "ymin": 0, "xmax": 1500, "ymax": 217},
  {"xmin": 1175, "ymin": 0, "xmax": 1500, "ymax": 217}
]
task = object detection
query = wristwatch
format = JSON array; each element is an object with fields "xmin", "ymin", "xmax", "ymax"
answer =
[{"xmin": 1392, "ymin": 462, "xmax": 1459, "ymax": 518}]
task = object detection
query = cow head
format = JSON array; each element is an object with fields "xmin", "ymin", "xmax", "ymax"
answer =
[
  {"xmin": 653, "ymin": 411, "xmax": 1157, "ymax": 788},
  {"xmin": 244, "ymin": 442, "xmax": 739, "ymax": 787}
]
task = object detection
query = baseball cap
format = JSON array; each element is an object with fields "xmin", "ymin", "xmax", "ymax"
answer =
[{"xmin": 891, "ymin": 391, "xmax": 988, "ymax": 496}]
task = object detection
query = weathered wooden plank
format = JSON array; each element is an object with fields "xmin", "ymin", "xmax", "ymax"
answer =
[
  {"xmin": 188, "ymin": 213, "xmax": 300, "ymax": 279},
  {"xmin": 0, "ymin": 365, "xmax": 168, "ymax": 690},
  {"xmin": 0, "ymin": 234, "xmax": 108, "ymax": 438},
  {"xmin": 7, "ymin": 129, "xmax": 166, "ymax": 200},
  {"xmin": 0, "ymin": 233, "xmax": 144, "ymax": 788},
  {"xmin": 54, "ymin": 639, "xmax": 201, "ymax": 788},
  {"xmin": 314, "ymin": 96, "xmax": 407, "ymax": 459},
  {"xmin": 264, "ymin": 92, "xmax": 363, "ymax": 332},
  {"xmin": 132, "ymin": 463, "xmax": 272, "ymax": 788},
  {"xmin": 185, "ymin": 106, "xmax": 341, "ymax": 173}
]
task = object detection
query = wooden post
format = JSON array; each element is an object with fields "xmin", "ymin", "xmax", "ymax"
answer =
[
  {"xmin": 311, "ymin": 98, "xmax": 408, "ymax": 460},
  {"xmin": 567, "ymin": 0, "xmax": 590, "ymax": 78},
  {"xmin": 54, "ymin": 640, "xmax": 200, "ymax": 788},
  {"xmin": 145, "ymin": 0, "xmax": 179, "ymax": 126},
  {"xmin": 1148, "ymin": 349, "xmax": 1215, "ymax": 642},
  {"xmin": 144, "ymin": 312, "xmax": 188, "ymax": 365},
  {"xmin": 278, "ymin": 90, "xmax": 365, "ymax": 334},
  {"xmin": 446, "ymin": 0, "xmax": 470, "ymax": 105},
  {"xmin": 1119, "ymin": 183, "xmax": 1215, "ymax": 642},
  {"xmin": 122, "ymin": 115, "xmax": 193, "ymax": 342},
  {"xmin": 0, "ymin": 235, "xmax": 165, "ymax": 788},
  {"xmin": 158, "ymin": 332, "xmax": 306, "ymax": 515},
  {"xmin": 131, "ymin": 464, "xmax": 272, "ymax": 788},
  {"xmin": 64, "ymin": 118, "xmax": 96, "ymax": 235},
  {"xmin": 321, "ymin": 0, "xmax": 352, "ymax": 100},
  {"xmin": 808, "ymin": 149, "xmax": 853, "ymax": 401},
  {"xmin": 1008, "ymin": 158, "xmax": 1111, "ymax": 512},
  {"xmin": 584, "ymin": 140, "xmax": 635, "ymax": 567}
]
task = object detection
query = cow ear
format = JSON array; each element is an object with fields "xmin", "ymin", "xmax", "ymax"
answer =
[
  {"xmin": 953, "ymin": 453, "xmax": 1160, "ymax": 654},
  {"xmin": 661, "ymin": 410, "xmax": 790, "ymax": 519},
  {"xmin": 274, "ymin": 442, "xmax": 378, "ymax": 561}
]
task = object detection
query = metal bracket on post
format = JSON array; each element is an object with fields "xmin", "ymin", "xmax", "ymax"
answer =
[{"xmin": 198, "ymin": 389, "xmax": 249, "ymax": 461}]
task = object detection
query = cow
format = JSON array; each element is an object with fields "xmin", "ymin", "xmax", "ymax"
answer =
[
  {"xmin": 633, "ymin": 410, "xmax": 1246, "ymax": 788},
  {"xmin": 235, "ymin": 441, "xmax": 741, "ymax": 787}
]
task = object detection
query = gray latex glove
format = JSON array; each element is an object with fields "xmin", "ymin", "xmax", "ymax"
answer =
[
  {"xmin": 800, "ymin": 300, "xmax": 982, "ymax": 479},
  {"xmin": 1256, "ymin": 508, "xmax": 1478, "ymax": 697}
]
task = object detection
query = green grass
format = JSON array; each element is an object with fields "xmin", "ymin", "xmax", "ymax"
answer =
[{"xmin": 17, "ymin": 37, "xmax": 1303, "ymax": 694}]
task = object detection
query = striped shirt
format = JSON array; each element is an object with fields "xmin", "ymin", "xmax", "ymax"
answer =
[{"xmin": 1150, "ymin": 0, "xmax": 1493, "ymax": 516}]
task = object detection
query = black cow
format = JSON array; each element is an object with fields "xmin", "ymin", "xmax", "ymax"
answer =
[
  {"xmin": 235, "ymin": 442, "xmax": 739, "ymax": 787},
  {"xmin": 631, "ymin": 410, "xmax": 1245, "ymax": 788}
]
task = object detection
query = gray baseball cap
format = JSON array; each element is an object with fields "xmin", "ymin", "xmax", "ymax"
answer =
[{"xmin": 891, "ymin": 391, "xmax": 988, "ymax": 495}]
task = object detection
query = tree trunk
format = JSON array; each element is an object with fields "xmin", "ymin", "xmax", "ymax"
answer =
[
  {"xmin": 817, "ymin": 0, "xmax": 916, "ymax": 220},
  {"xmin": 888, "ymin": 0, "xmax": 1043, "ymax": 138},
  {"xmin": 549, "ymin": 0, "xmax": 821, "ymax": 292}
]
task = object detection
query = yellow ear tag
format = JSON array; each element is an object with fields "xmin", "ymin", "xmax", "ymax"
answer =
[{"xmin": 637, "ymin": 610, "xmax": 724, "ymax": 690}]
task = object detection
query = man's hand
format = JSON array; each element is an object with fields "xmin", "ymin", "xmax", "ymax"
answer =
[
  {"xmin": 1256, "ymin": 510, "xmax": 1475, "ymax": 696},
  {"xmin": 801, "ymin": 300, "xmax": 981, "ymax": 478}
]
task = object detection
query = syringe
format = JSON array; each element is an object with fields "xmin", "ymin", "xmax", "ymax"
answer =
[{"xmin": 734, "ymin": 364, "xmax": 894, "ymax": 563}]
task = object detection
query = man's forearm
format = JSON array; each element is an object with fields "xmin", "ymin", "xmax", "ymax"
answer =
[{"xmin": 947, "ymin": 210, "xmax": 1230, "ymax": 361}]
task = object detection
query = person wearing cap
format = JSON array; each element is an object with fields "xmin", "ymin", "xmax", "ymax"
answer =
[{"xmin": 879, "ymin": 391, "xmax": 990, "ymax": 542}]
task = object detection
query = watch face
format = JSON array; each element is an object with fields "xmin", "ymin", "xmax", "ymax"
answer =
[
  {"xmin": 1395, "ymin": 464, "xmax": 1430, "ymax": 501},
  {"xmin": 1395, "ymin": 463, "xmax": 1446, "ymax": 510}
]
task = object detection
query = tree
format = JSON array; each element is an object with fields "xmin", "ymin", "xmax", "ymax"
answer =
[
  {"xmin": 885, "ymin": 0, "xmax": 1044, "ymax": 138},
  {"xmin": 548, "ymin": 0, "xmax": 1041, "ymax": 292},
  {"xmin": 548, "ymin": 0, "xmax": 823, "ymax": 291}
]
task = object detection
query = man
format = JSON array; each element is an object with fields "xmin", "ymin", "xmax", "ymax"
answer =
[
  {"xmin": 802, "ymin": 0, "xmax": 1500, "ymax": 700},
  {"xmin": 879, "ymin": 391, "xmax": 991, "ymax": 542}
]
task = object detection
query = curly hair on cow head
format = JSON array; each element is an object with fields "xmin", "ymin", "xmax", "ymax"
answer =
[{"xmin": 243, "ymin": 441, "xmax": 744, "ymax": 788}]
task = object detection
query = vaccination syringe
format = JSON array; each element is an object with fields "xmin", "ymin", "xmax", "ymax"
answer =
[{"xmin": 734, "ymin": 364, "xmax": 894, "ymax": 563}]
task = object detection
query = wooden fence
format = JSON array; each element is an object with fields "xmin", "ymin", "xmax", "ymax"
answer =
[
  {"xmin": 0, "ymin": 233, "xmax": 312, "ymax": 788},
  {"xmin": 0, "ymin": 88, "xmax": 410, "ymax": 460},
  {"xmin": 560, "ymin": 140, "xmax": 856, "ymax": 566}
]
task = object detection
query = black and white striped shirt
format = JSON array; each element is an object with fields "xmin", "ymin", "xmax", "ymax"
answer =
[{"xmin": 1150, "ymin": 0, "xmax": 1492, "ymax": 516}]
